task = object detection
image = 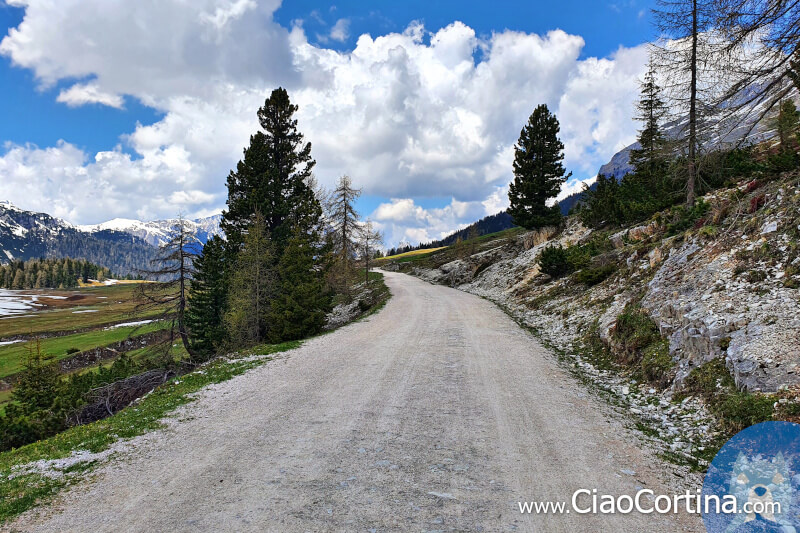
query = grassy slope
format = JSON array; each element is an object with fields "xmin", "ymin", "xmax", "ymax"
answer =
[
  {"xmin": 380, "ymin": 227, "xmax": 525, "ymax": 269},
  {"xmin": 0, "ymin": 322, "xmax": 167, "ymax": 379},
  {"xmin": 0, "ymin": 341, "xmax": 300, "ymax": 523},
  {"xmin": 0, "ymin": 284, "xmax": 164, "ymax": 339}
]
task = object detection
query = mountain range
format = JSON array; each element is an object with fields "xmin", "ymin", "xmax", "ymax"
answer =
[{"xmin": 0, "ymin": 201, "xmax": 222, "ymax": 275}]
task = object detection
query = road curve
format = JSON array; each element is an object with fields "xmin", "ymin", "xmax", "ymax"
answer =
[{"xmin": 11, "ymin": 271, "xmax": 702, "ymax": 532}]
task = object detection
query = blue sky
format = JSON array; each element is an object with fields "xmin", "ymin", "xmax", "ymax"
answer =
[{"xmin": 0, "ymin": 0, "xmax": 657, "ymax": 246}]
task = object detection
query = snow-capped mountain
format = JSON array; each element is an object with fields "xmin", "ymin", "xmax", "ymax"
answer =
[
  {"xmin": 77, "ymin": 214, "xmax": 222, "ymax": 247},
  {"xmin": 0, "ymin": 202, "xmax": 155, "ymax": 275}
]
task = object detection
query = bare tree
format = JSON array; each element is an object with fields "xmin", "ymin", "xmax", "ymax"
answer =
[
  {"xmin": 328, "ymin": 175, "xmax": 362, "ymax": 291},
  {"xmin": 653, "ymin": 0, "xmax": 719, "ymax": 206},
  {"xmin": 710, "ymin": 0, "xmax": 800, "ymax": 141},
  {"xmin": 133, "ymin": 216, "xmax": 197, "ymax": 360},
  {"xmin": 360, "ymin": 219, "xmax": 383, "ymax": 284}
]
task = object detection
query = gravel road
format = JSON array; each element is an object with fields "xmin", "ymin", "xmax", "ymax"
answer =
[{"xmin": 11, "ymin": 271, "xmax": 702, "ymax": 532}]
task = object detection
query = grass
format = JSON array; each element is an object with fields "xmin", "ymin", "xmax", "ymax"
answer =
[
  {"xmin": 378, "ymin": 247, "xmax": 447, "ymax": 261},
  {"xmin": 381, "ymin": 227, "xmax": 526, "ymax": 271},
  {"xmin": 0, "ymin": 284, "xmax": 167, "ymax": 339},
  {"xmin": 0, "ymin": 322, "xmax": 168, "ymax": 380},
  {"xmin": 675, "ymin": 358, "xmax": 775, "ymax": 435},
  {"xmin": 611, "ymin": 305, "xmax": 673, "ymax": 387},
  {"xmin": 0, "ymin": 340, "xmax": 301, "ymax": 524}
]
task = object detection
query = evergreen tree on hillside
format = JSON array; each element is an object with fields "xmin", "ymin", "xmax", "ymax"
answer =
[
  {"xmin": 221, "ymin": 88, "xmax": 322, "ymax": 254},
  {"xmin": 775, "ymin": 99, "xmax": 799, "ymax": 152},
  {"xmin": 186, "ymin": 236, "xmax": 227, "ymax": 359},
  {"xmin": 267, "ymin": 228, "xmax": 330, "ymax": 342},
  {"xmin": 629, "ymin": 61, "xmax": 668, "ymax": 178},
  {"xmin": 224, "ymin": 213, "xmax": 275, "ymax": 347},
  {"xmin": 507, "ymin": 104, "xmax": 570, "ymax": 229}
]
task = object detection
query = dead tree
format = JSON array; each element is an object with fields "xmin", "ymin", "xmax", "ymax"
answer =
[
  {"xmin": 711, "ymin": 0, "xmax": 800, "ymax": 137},
  {"xmin": 653, "ymin": 0, "xmax": 719, "ymax": 206},
  {"xmin": 360, "ymin": 219, "xmax": 383, "ymax": 284},
  {"xmin": 134, "ymin": 215, "xmax": 197, "ymax": 360},
  {"xmin": 328, "ymin": 175, "xmax": 362, "ymax": 292}
]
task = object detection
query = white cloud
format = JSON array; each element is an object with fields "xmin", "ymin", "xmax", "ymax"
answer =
[
  {"xmin": 329, "ymin": 18, "xmax": 350, "ymax": 42},
  {"xmin": 56, "ymin": 83, "xmax": 125, "ymax": 109},
  {"xmin": 371, "ymin": 197, "xmax": 485, "ymax": 246},
  {"xmin": 0, "ymin": 3, "xmax": 649, "ymax": 244}
]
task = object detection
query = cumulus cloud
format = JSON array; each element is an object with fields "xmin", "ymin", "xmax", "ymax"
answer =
[
  {"xmin": 329, "ymin": 18, "xmax": 350, "ymax": 42},
  {"xmin": 0, "ymin": 1, "xmax": 649, "ymax": 243},
  {"xmin": 56, "ymin": 83, "xmax": 125, "ymax": 109}
]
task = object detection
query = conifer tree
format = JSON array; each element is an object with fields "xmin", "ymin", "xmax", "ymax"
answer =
[
  {"xmin": 507, "ymin": 104, "xmax": 570, "ymax": 229},
  {"xmin": 653, "ymin": 0, "xmax": 717, "ymax": 206},
  {"xmin": 186, "ymin": 236, "xmax": 227, "ymax": 359},
  {"xmin": 221, "ymin": 87, "xmax": 322, "ymax": 254},
  {"xmin": 629, "ymin": 61, "xmax": 668, "ymax": 178},
  {"xmin": 224, "ymin": 213, "xmax": 275, "ymax": 347},
  {"xmin": 360, "ymin": 219, "xmax": 383, "ymax": 284},
  {"xmin": 267, "ymin": 228, "xmax": 329, "ymax": 342},
  {"xmin": 775, "ymin": 99, "xmax": 799, "ymax": 152}
]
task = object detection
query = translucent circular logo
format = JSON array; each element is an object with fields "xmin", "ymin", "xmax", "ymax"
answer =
[{"xmin": 703, "ymin": 421, "xmax": 800, "ymax": 532}]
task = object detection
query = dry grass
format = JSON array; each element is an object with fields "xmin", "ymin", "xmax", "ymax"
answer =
[{"xmin": 377, "ymin": 247, "xmax": 447, "ymax": 261}]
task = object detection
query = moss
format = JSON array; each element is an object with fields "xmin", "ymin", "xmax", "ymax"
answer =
[{"xmin": 640, "ymin": 340, "xmax": 673, "ymax": 386}]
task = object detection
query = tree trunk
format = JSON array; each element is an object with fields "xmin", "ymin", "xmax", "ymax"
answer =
[{"xmin": 687, "ymin": 0, "xmax": 698, "ymax": 207}]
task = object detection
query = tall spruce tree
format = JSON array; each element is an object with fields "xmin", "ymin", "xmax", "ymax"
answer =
[
  {"xmin": 186, "ymin": 236, "xmax": 227, "ymax": 360},
  {"xmin": 629, "ymin": 61, "xmax": 668, "ymax": 178},
  {"xmin": 267, "ymin": 228, "xmax": 330, "ymax": 342},
  {"xmin": 224, "ymin": 213, "xmax": 275, "ymax": 347},
  {"xmin": 221, "ymin": 87, "xmax": 322, "ymax": 254},
  {"xmin": 507, "ymin": 104, "xmax": 570, "ymax": 229}
]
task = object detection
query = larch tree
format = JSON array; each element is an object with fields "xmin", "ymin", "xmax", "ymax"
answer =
[
  {"xmin": 224, "ymin": 212, "xmax": 275, "ymax": 347},
  {"xmin": 712, "ymin": 0, "xmax": 800, "ymax": 137},
  {"xmin": 507, "ymin": 104, "xmax": 570, "ymax": 229},
  {"xmin": 652, "ymin": 0, "xmax": 717, "ymax": 206},
  {"xmin": 133, "ymin": 216, "xmax": 197, "ymax": 360},
  {"xmin": 360, "ymin": 219, "xmax": 383, "ymax": 284},
  {"xmin": 328, "ymin": 175, "xmax": 362, "ymax": 292}
]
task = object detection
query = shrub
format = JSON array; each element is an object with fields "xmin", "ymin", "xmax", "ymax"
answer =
[
  {"xmin": 666, "ymin": 199, "xmax": 710, "ymax": 235},
  {"xmin": 575, "ymin": 264, "xmax": 617, "ymax": 286},
  {"xmin": 66, "ymin": 347, "xmax": 80, "ymax": 355},
  {"xmin": 678, "ymin": 358, "xmax": 774, "ymax": 434},
  {"xmin": 538, "ymin": 245, "xmax": 572, "ymax": 277},
  {"xmin": 719, "ymin": 392, "xmax": 774, "ymax": 433},
  {"xmin": 611, "ymin": 305, "xmax": 674, "ymax": 387}
]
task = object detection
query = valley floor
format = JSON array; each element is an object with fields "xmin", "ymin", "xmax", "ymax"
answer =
[{"xmin": 10, "ymin": 272, "xmax": 701, "ymax": 532}]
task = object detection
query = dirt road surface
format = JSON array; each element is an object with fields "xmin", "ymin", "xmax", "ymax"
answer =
[{"xmin": 11, "ymin": 271, "xmax": 703, "ymax": 532}]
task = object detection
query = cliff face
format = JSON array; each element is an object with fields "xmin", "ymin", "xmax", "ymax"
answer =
[{"xmin": 396, "ymin": 172, "xmax": 800, "ymax": 396}]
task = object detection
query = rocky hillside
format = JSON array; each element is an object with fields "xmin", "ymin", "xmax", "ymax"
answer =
[{"xmin": 383, "ymin": 170, "xmax": 800, "ymax": 465}]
